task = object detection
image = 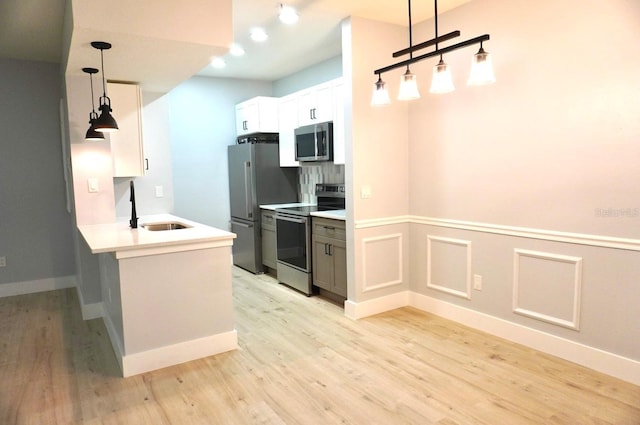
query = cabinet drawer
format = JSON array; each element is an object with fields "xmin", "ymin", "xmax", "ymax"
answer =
[
  {"xmin": 261, "ymin": 210, "xmax": 276, "ymax": 231},
  {"xmin": 312, "ymin": 217, "xmax": 345, "ymax": 240}
]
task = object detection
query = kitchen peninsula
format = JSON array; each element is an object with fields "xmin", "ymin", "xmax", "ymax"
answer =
[{"xmin": 78, "ymin": 214, "xmax": 237, "ymax": 377}]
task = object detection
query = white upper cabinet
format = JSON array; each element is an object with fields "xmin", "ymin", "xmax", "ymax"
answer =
[
  {"xmin": 276, "ymin": 77, "xmax": 345, "ymax": 166},
  {"xmin": 278, "ymin": 94, "xmax": 300, "ymax": 167},
  {"xmin": 108, "ymin": 82, "xmax": 145, "ymax": 177},
  {"xmin": 235, "ymin": 96, "xmax": 279, "ymax": 136},
  {"xmin": 297, "ymin": 80, "xmax": 335, "ymax": 126}
]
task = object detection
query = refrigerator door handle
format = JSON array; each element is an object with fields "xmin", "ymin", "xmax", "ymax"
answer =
[
  {"xmin": 244, "ymin": 161, "xmax": 253, "ymax": 218},
  {"xmin": 232, "ymin": 221, "xmax": 253, "ymax": 228}
]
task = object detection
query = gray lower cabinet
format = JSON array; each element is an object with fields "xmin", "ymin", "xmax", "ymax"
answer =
[
  {"xmin": 261, "ymin": 210, "xmax": 277, "ymax": 270},
  {"xmin": 312, "ymin": 217, "xmax": 347, "ymax": 298}
]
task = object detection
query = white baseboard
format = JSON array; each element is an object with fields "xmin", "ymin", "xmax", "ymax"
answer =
[
  {"xmin": 74, "ymin": 285, "xmax": 104, "ymax": 320},
  {"xmin": 101, "ymin": 305, "xmax": 238, "ymax": 377},
  {"xmin": 345, "ymin": 291, "xmax": 410, "ymax": 319},
  {"xmin": 121, "ymin": 330, "xmax": 238, "ymax": 377},
  {"xmin": 345, "ymin": 291, "xmax": 640, "ymax": 386},
  {"xmin": 0, "ymin": 275, "xmax": 76, "ymax": 298}
]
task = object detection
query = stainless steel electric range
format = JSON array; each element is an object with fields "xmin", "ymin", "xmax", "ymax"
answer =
[{"xmin": 275, "ymin": 183, "xmax": 345, "ymax": 295}]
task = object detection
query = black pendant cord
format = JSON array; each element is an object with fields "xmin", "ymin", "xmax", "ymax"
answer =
[
  {"xmin": 99, "ymin": 49, "xmax": 107, "ymax": 99},
  {"xmin": 89, "ymin": 73, "xmax": 97, "ymax": 115},
  {"xmin": 434, "ymin": 0, "xmax": 439, "ymax": 50},
  {"xmin": 407, "ymin": 0, "xmax": 413, "ymax": 65}
]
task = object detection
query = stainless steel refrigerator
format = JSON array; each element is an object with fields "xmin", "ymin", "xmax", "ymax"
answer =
[{"xmin": 228, "ymin": 141, "xmax": 298, "ymax": 273}]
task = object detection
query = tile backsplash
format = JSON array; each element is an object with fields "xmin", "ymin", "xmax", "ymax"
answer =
[{"xmin": 299, "ymin": 163, "xmax": 345, "ymax": 203}]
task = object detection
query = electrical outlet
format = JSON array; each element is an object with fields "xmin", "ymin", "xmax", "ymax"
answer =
[
  {"xmin": 155, "ymin": 185, "xmax": 164, "ymax": 198},
  {"xmin": 473, "ymin": 274, "xmax": 482, "ymax": 290},
  {"xmin": 0, "ymin": 256, "xmax": 5, "ymax": 267}
]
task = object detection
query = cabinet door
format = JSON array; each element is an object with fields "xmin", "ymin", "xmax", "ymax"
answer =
[
  {"xmin": 278, "ymin": 95, "xmax": 299, "ymax": 167},
  {"xmin": 297, "ymin": 82, "xmax": 335, "ymax": 126},
  {"xmin": 312, "ymin": 235, "xmax": 333, "ymax": 291},
  {"xmin": 313, "ymin": 83, "xmax": 334, "ymax": 123},
  {"xmin": 236, "ymin": 97, "xmax": 279, "ymax": 136},
  {"xmin": 297, "ymin": 89, "xmax": 316, "ymax": 126},
  {"xmin": 108, "ymin": 83, "xmax": 144, "ymax": 177},
  {"xmin": 332, "ymin": 239, "xmax": 347, "ymax": 297},
  {"xmin": 235, "ymin": 102, "xmax": 250, "ymax": 135}
]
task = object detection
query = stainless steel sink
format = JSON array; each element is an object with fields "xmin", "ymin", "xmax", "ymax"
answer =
[{"xmin": 143, "ymin": 222, "xmax": 191, "ymax": 231}]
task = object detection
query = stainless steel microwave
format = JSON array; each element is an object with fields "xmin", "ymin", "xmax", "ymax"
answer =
[{"xmin": 294, "ymin": 121, "xmax": 333, "ymax": 162}]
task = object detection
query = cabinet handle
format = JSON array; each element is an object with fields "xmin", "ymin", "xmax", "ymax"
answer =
[
  {"xmin": 328, "ymin": 244, "xmax": 332, "ymax": 256},
  {"xmin": 323, "ymin": 226, "xmax": 335, "ymax": 231},
  {"xmin": 145, "ymin": 158, "xmax": 149, "ymax": 170}
]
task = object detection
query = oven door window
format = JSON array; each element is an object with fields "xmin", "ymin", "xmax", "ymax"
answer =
[{"xmin": 276, "ymin": 215, "xmax": 309, "ymax": 271}]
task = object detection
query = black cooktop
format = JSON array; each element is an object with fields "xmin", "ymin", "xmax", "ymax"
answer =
[{"xmin": 276, "ymin": 205, "xmax": 341, "ymax": 216}]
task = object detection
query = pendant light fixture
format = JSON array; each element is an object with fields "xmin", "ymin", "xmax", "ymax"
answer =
[
  {"xmin": 397, "ymin": 0, "xmax": 420, "ymax": 101},
  {"xmin": 372, "ymin": 0, "xmax": 495, "ymax": 104},
  {"xmin": 91, "ymin": 41, "xmax": 119, "ymax": 133},
  {"xmin": 82, "ymin": 67, "xmax": 104, "ymax": 141},
  {"xmin": 429, "ymin": 56, "xmax": 455, "ymax": 93},
  {"xmin": 371, "ymin": 75, "xmax": 391, "ymax": 106},
  {"xmin": 468, "ymin": 42, "xmax": 496, "ymax": 85}
]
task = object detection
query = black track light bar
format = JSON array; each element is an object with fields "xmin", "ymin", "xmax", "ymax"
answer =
[
  {"xmin": 374, "ymin": 34, "xmax": 490, "ymax": 75},
  {"xmin": 392, "ymin": 30, "xmax": 460, "ymax": 58}
]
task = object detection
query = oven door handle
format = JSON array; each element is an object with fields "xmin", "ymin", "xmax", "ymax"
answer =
[{"xmin": 275, "ymin": 215, "xmax": 307, "ymax": 224}]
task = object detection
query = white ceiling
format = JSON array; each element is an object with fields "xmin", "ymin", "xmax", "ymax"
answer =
[{"xmin": 0, "ymin": 0, "xmax": 471, "ymax": 83}]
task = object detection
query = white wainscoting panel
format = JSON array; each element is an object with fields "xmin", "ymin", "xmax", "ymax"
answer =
[
  {"xmin": 361, "ymin": 233, "xmax": 403, "ymax": 293},
  {"xmin": 426, "ymin": 235, "xmax": 472, "ymax": 299},
  {"xmin": 513, "ymin": 249, "xmax": 583, "ymax": 330}
]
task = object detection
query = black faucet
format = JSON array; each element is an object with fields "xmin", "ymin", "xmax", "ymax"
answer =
[{"xmin": 129, "ymin": 180, "xmax": 138, "ymax": 229}]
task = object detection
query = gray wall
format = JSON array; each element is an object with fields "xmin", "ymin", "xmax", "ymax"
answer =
[
  {"xmin": 0, "ymin": 59, "xmax": 75, "ymax": 285},
  {"xmin": 272, "ymin": 55, "xmax": 342, "ymax": 97},
  {"xmin": 168, "ymin": 76, "xmax": 273, "ymax": 230}
]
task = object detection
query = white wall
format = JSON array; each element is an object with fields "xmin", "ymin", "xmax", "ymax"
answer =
[
  {"xmin": 114, "ymin": 92, "xmax": 174, "ymax": 219},
  {"xmin": 342, "ymin": 17, "xmax": 411, "ymax": 303},
  {"xmin": 409, "ymin": 0, "xmax": 640, "ymax": 238}
]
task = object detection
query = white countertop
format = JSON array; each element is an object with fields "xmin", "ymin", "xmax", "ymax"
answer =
[
  {"xmin": 311, "ymin": 209, "xmax": 346, "ymax": 221},
  {"xmin": 260, "ymin": 202, "xmax": 316, "ymax": 210},
  {"xmin": 78, "ymin": 214, "xmax": 236, "ymax": 255}
]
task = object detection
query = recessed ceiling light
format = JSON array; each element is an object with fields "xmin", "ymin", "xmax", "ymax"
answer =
[
  {"xmin": 230, "ymin": 44, "xmax": 245, "ymax": 57},
  {"xmin": 210, "ymin": 57, "xmax": 226, "ymax": 69},
  {"xmin": 279, "ymin": 5, "xmax": 299, "ymax": 24},
  {"xmin": 250, "ymin": 28, "xmax": 268, "ymax": 43}
]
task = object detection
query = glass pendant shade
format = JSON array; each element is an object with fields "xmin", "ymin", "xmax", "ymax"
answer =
[
  {"xmin": 371, "ymin": 76, "xmax": 391, "ymax": 106},
  {"xmin": 430, "ymin": 58, "xmax": 455, "ymax": 94},
  {"xmin": 398, "ymin": 68, "xmax": 420, "ymax": 100},
  {"xmin": 94, "ymin": 97, "xmax": 119, "ymax": 133},
  {"xmin": 468, "ymin": 46, "xmax": 496, "ymax": 85}
]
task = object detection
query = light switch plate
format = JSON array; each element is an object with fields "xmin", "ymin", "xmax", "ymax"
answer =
[
  {"xmin": 0, "ymin": 256, "xmax": 6, "ymax": 267},
  {"xmin": 155, "ymin": 185, "xmax": 164, "ymax": 198},
  {"xmin": 473, "ymin": 274, "xmax": 482, "ymax": 290},
  {"xmin": 87, "ymin": 178, "xmax": 99, "ymax": 193},
  {"xmin": 361, "ymin": 185, "xmax": 372, "ymax": 199}
]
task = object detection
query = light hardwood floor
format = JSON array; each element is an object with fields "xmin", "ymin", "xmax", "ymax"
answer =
[{"xmin": 1, "ymin": 267, "xmax": 639, "ymax": 424}]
